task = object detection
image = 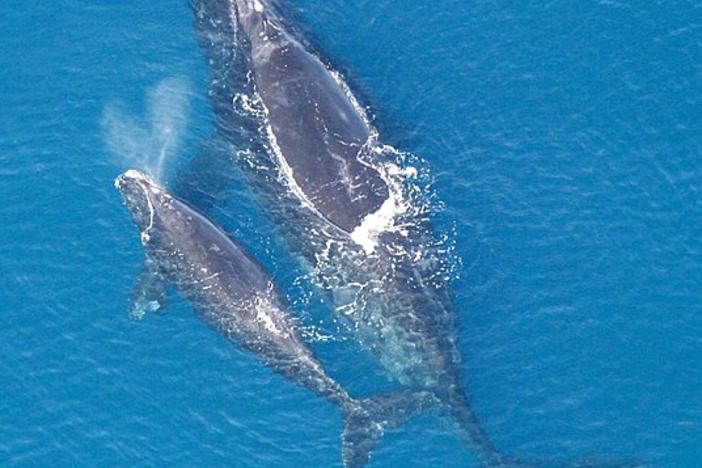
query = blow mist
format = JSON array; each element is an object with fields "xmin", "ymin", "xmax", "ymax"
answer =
[
  {"xmin": 103, "ymin": 76, "xmax": 192, "ymax": 319},
  {"xmin": 102, "ymin": 76, "xmax": 191, "ymax": 183}
]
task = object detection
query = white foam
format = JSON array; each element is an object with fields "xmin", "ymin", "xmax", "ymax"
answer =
[
  {"xmin": 325, "ymin": 62, "xmax": 414, "ymax": 253},
  {"xmin": 349, "ymin": 162, "xmax": 418, "ymax": 254},
  {"xmin": 253, "ymin": 0, "xmax": 264, "ymax": 13},
  {"xmin": 350, "ymin": 192, "xmax": 398, "ymax": 254}
]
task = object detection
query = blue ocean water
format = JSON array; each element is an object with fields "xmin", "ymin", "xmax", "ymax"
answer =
[{"xmin": 1, "ymin": 0, "xmax": 701, "ymax": 466}]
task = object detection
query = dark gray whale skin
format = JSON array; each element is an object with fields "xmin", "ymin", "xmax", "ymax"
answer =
[
  {"xmin": 230, "ymin": 0, "xmax": 389, "ymax": 234},
  {"xmin": 185, "ymin": 1, "xmax": 514, "ymax": 466},
  {"xmin": 183, "ymin": 3, "xmax": 644, "ymax": 467},
  {"xmin": 115, "ymin": 169, "xmax": 433, "ymax": 468},
  {"xmin": 116, "ymin": 171, "xmax": 344, "ymax": 402}
]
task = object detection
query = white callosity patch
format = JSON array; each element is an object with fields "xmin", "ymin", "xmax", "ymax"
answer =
[
  {"xmin": 139, "ymin": 190, "xmax": 156, "ymax": 244},
  {"xmin": 256, "ymin": 302, "xmax": 282, "ymax": 335},
  {"xmin": 252, "ymin": 37, "xmax": 281, "ymax": 63},
  {"xmin": 123, "ymin": 168, "xmax": 150, "ymax": 182}
]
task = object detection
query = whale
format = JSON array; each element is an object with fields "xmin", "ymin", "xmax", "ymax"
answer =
[
  {"xmin": 115, "ymin": 169, "xmax": 434, "ymax": 467},
  {"xmin": 186, "ymin": 0, "xmax": 512, "ymax": 466}
]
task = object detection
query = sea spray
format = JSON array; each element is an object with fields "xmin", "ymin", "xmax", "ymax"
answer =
[{"xmin": 102, "ymin": 77, "xmax": 191, "ymax": 182}]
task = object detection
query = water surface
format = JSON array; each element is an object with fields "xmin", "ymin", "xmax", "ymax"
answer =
[{"xmin": 1, "ymin": 1, "xmax": 701, "ymax": 466}]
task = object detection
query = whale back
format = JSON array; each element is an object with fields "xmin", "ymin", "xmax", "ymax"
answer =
[{"xmin": 233, "ymin": 0, "xmax": 390, "ymax": 233}]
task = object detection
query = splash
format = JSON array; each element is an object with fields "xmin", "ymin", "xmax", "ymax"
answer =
[{"xmin": 102, "ymin": 77, "xmax": 191, "ymax": 182}]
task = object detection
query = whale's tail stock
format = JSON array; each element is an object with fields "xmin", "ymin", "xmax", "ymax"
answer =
[
  {"xmin": 341, "ymin": 390, "xmax": 437, "ymax": 468},
  {"xmin": 445, "ymin": 390, "xmax": 519, "ymax": 467},
  {"xmin": 445, "ymin": 390, "xmax": 649, "ymax": 468},
  {"xmin": 340, "ymin": 381, "xmax": 517, "ymax": 467}
]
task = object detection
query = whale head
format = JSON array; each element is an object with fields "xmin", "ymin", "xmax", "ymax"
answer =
[
  {"xmin": 115, "ymin": 169, "xmax": 168, "ymax": 244},
  {"xmin": 238, "ymin": 0, "xmax": 265, "ymax": 14},
  {"xmin": 234, "ymin": 0, "xmax": 286, "ymax": 50}
]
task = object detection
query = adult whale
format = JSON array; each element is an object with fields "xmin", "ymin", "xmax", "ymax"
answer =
[
  {"xmin": 189, "ymin": 0, "xmax": 512, "ymax": 466},
  {"xmin": 115, "ymin": 169, "xmax": 433, "ymax": 467}
]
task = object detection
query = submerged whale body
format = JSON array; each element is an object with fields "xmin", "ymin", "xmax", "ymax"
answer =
[
  {"xmin": 115, "ymin": 169, "xmax": 433, "ymax": 467},
  {"xmin": 189, "ymin": 0, "xmax": 512, "ymax": 466}
]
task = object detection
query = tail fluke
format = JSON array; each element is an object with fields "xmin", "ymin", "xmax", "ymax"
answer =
[{"xmin": 342, "ymin": 391, "xmax": 436, "ymax": 468}]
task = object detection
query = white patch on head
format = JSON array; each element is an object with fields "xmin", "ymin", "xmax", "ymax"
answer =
[
  {"xmin": 251, "ymin": 37, "xmax": 282, "ymax": 63},
  {"xmin": 253, "ymin": 0, "xmax": 264, "ymax": 13},
  {"xmin": 121, "ymin": 169, "xmax": 162, "ymax": 195},
  {"xmin": 124, "ymin": 168, "xmax": 144, "ymax": 180},
  {"xmin": 122, "ymin": 169, "xmax": 159, "ymax": 188}
]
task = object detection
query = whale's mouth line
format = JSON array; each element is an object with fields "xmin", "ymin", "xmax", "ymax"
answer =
[
  {"xmin": 139, "ymin": 181, "xmax": 156, "ymax": 244},
  {"xmin": 116, "ymin": 170, "xmax": 157, "ymax": 244}
]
